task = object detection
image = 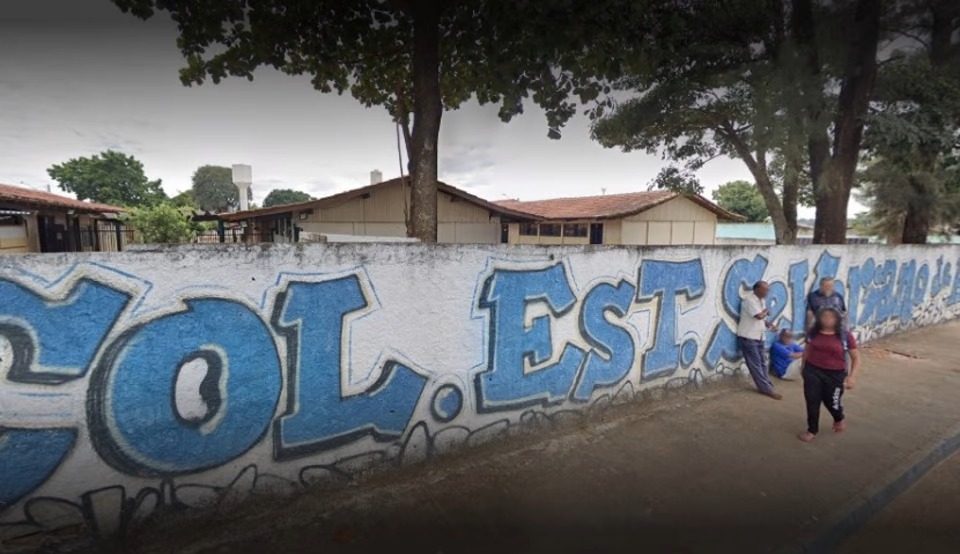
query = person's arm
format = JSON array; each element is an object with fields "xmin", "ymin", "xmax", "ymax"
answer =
[
  {"xmin": 774, "ymin": 343, "xmax": 803, "ymax": 359},
  {"xmin": 790, "ymin": 351, "xmax": 803, "ymax": 359},
  {"xmin": 845, "ymin": 331, "xmax": 860, "ymax": 389},
  {"xmin": 747, "ymin": 296, "xmax": 767, "ymax": 320},
  {"xmin": 845, "ymin": 348, "xmax": 861, "ymax": 389},
  {"xmin": 791, "ymin": 344, "xmax": 804, "ymax": 359}
]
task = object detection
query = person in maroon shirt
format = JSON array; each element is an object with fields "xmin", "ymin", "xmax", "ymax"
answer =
[{"xmin": 798, "ymin": 307, "xmax": 862, "ymax": 442}]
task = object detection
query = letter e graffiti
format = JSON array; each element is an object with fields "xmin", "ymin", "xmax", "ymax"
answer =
[{"xmin": 475, "ymin": 264, "xmax": 586, "ymax": 411}]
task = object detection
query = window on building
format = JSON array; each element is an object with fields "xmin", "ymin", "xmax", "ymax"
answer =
[
  {"xmin": 563, "ymin": 223, "xmax": 588, "ymax": 237},
  {"xmin": 519, "ymin": 223, "xmax": 539, "ymax": 236},
  {"xmin": 539, "ymin": 223, "xmax": 561, "ymax": 237}
]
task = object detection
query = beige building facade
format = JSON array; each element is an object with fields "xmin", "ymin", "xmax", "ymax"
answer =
[
  {"xmin": 0, "ymin": 183, "xmax": 127, "ymax": 254},
  {"xmin": 221, "ymin": 177, "xmax": 533, "ymax": 244},
  {"xmin": 498, "ymin": 191, "xmax": 741, "ymax": 246}
]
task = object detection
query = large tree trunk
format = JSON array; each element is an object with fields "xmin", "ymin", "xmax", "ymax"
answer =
[
  {"xmin": 757, "ymin": 171, "xmax": 797, "ymax": 245},
  {"xmin": 409, "ymin": 2, "xmax": 443, "ymax": 243},
  {"xmin": 722, "ymin": 126, "xmax": 796, "ymax": 244},
  {"xmin": 901, "ymin": 176, "xmax": 931, "ymax": 244},
  {"xmin": 813, "ymin": 0, "xmax": 882, "ymax": 244},
  {"xmin": 781, "ymin": 156, "xmax": 800, "ymax": 238},
  {"xmin": 790, "ymin": 0, "xmax": 835, "ymax": 244}
]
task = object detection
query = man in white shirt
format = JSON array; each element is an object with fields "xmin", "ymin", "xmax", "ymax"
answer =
[{"xmin": 737, "ymin": 281, "xmax": 781, "ymax": 399}]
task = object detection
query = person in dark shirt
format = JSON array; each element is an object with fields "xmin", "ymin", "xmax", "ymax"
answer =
[
  {"xmin": 770, "ymin": 329, "xmax": 804, "ymax": 379},
  {"xmin": 798, "ymin": 307, "xmax": 861, "ymax": 442},
  {"xmin": 805, "ymin": 277, "xmax": 847, "ymax": 330}
]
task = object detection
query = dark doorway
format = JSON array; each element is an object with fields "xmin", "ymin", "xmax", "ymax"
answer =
[
  {"xmin": 37, "ymin": 216, "xmax": 68, "ymax": 253},
  {"xmin": 500, "ymin": 224, "xmax": 509, "ymax": 244},
  {"xmin": 589, "ymin": 223, "xmax": 604, "ymax": 245},
  {"xmin": 68, "ymin": 216, "xmax": 82, "ymax": 252}
]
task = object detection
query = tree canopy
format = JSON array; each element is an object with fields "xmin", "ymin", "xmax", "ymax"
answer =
[
  {"xmin": 47, "ymin": 150, "xmax": 166, "ymax": 207},
  {"xmin": 171, "ymin": 189, "xmax": 197, "ymax": 208},
  {"xmin": 858, "ymin": 0, "xmax": 960, "ymax": 243},
  {"xmin": 263, "ymin": 188, "xmax": 312, "ymax": 208},
  {"xmin": 191, "ymin": 165, "xmax": 250, "ymax": 212},
  {"xmin": 111, "ymin": 0, "xmax": 626, "ymax": 242},
  {"xmin": 648, "ymin": 167, "xmax": 703, "ymax": 195},
  {"xmin": 712, "ymin": 181, "xmax": 770, "ymax": 223},
  {"xmin": 589, "ymin": 0, "xmax": 890, "ymax": 244}
]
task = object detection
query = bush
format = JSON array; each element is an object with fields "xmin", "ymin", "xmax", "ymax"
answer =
[{"xmin": 125, "ymin": 202, "xmax": 195, "ymax": 244}]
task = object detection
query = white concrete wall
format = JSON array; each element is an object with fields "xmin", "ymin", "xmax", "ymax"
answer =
[{"xmin": 2, "ymin": 243, "xmax": 958, "ymax": 541}]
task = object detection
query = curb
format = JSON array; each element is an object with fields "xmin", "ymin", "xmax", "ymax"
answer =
[{"xmin": 773, "ymin": 421, "xmax": 960, "ymax": 554}]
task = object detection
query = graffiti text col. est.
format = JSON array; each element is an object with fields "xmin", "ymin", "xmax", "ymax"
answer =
[{"xmin": 1, "ymin": 244, "xmax": 958, "ymax": 539}]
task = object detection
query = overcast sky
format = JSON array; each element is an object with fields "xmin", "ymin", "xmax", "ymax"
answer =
[{"xmin": 1, "ymin": 0, "xmax": 860, "ymax": 217}]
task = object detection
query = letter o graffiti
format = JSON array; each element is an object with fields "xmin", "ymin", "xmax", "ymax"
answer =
[{"xmin": 87, "ymin": 298, "xmax": 282, "ymax": 476}]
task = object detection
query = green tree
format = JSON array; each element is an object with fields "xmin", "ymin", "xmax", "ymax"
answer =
[
  {"xmin": 171, "ymin": 189, "xmax": 197, "ymax": 208},
  {"xmin": 648, "ymin": 167, "xmax": 703, "ymax": 195},
  {"xmin": 589, "ymin": 0, "xmax": 888, "ymax": 244},
  {"xmin": 47, "ymin": 150, "xmax": 166, "ymax": 207},
  {"xmin": 125, "ymin": 202, "xmax": 195, "ymax": 244},
  {"xmin": 859, "ymin": 0, "xmax": 960, "ymax": 243},
  {"xmin": 263, "ymin": 188, "xmax": 313, "ymax": 208},
  {"xmin": 111, "ymin": 0, "xmax": 622, "ymax": 242},
  {"xmin": 191, "ymin": 165, "xmax": 249, "ymax": 212},
  {"xmin": 712, "ymin": 181, "xmax": 769, "ymax": 223}
]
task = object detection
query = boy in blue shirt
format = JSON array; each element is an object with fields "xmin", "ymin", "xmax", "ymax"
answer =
[{"xmin": 770, "ymin": 329, "xmax": 804, "ymax": 380}]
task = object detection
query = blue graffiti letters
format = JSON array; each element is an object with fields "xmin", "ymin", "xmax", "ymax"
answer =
[
  {"xmin": 88, "ymin": 299, "xmax": 282, "ymax": 476},
  {"xmin": 0, "ymin": 428, "xmax": 76, "ymax": 510},
  {"xmin": 476, "ymin": 264, "xmax": 586, "ymax": 411},
  {"xmin": 703, "ymin": 255, "xmax": 768, "ymax": 368},
  {"xmin": 573, "ymin": 280, "xmax": 637, "ymax": 401},
  {"xmin": 788, "ymin": 260, "xmax": 809, "ymax": 333},
  {"xmin": 637, "ymin": 260, "xmax": 705, "ymax": 381},
  {"xmin": 272, "ymin": 276, "xmax": 428, "ymax": 459},
  {"xmin": 0, "ymin": 278, "xmax": 131, "ymax": 383}
]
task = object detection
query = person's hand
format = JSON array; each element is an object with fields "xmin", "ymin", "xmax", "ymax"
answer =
[
  {"xmin": 765, "ymin": 321, "xmax": 776, "ymax": 330},
  {"xmin": 844, "ymin": 375, "xmax": 856, "ymax": 390}
]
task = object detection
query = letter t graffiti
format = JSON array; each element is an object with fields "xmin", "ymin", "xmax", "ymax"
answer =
[{"xmin": 637, "ymin": 260, "xmax": 706, "ymax": 381}]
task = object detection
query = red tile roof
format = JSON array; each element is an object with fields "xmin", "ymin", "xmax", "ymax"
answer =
[
  {"xmin": 0, "ymin": 183, "xmax": 124, "ymax": 214},
  {"xmin": 220, "ymin": 177, "xmax": 536, "ymax": 222},
  {"xmin": 496, "ymin": 191, "xmax": 744, "ymax": 221}
]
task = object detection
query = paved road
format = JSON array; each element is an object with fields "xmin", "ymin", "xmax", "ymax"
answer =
[
  {"xmin": 114, "ymin": 322, "xmax": 960, "ymax": 554},
  {"xmin": 839, "ymin": 452, "xmax": 960, "ymax": 553}
]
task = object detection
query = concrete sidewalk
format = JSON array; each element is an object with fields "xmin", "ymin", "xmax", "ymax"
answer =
[{"xmin": 119, "ymin": 322, "xmax": 960, "ymax": 554}]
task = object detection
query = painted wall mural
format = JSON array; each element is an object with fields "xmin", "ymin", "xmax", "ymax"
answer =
[{"xmin": 1, "ymin": 244, "xmax": 959, "ymax": 543}]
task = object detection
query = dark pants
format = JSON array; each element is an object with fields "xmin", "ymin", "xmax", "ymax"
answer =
[
  {"xmin": 802, "ymin": 363, "xmax": 846, "ymax": 434},
  {"xmin": 737, "ymin": 337, "xmax": 775, "ymax": 395}
]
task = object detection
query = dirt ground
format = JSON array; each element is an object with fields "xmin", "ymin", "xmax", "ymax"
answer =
[{"xmin": 76, "ymin": 322, "xmax": 960, "ymax": 554}]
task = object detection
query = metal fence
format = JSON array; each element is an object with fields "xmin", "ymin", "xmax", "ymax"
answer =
[
  {"xmin": 193, "ymin": 230, "xmax": 281, "ymax": 244},
  {"xmin": 71, "ymin": 228, "xmax": 291, "ymax": 250},
  {"xmin": 76, "ymin": 228, "xmax": 137, "ymax": 252}
]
